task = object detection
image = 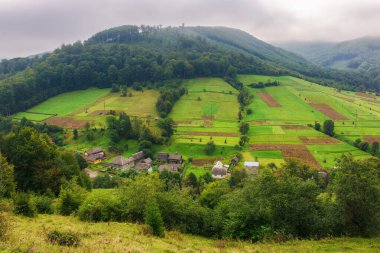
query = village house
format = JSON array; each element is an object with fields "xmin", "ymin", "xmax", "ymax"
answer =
[
  {"xmin": 157, "ymin": 152, "xmax": 169, "ymax": 163},
  {"xmin": 158, "ymin": 163, "xmax": 181, "ymax": 173},
  {"xmin": 84, "ymin": 147, "xmax": 106, "ymax": 164},
  {"xmin": 212, "ymin": 161, "xmax": 228, "ymax": 179},
  {"xmin": 135, "ymin": 157, "xmax": 153, "ymax": 172},
  {"xmin": 168, "ymin": 153, "xmax": 183, "ymax": 164},
  {"xmin": 244, "ymin": 161, "xmax": 260, "ymax": 175},
  {"xmin": 110, "ymin": 156, "xmax": 134, "ymax": 170}
]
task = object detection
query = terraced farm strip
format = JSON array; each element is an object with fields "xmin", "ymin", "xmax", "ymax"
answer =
[
  {"xmin": 335, "ymin": 95, "xmax": 355, "ymax": 103},
  {"xmin": 250, "ymin": 144, "xmax": 321, "ymax": 168},
  {"xmin": 281, "ymin": 125, "xmax": 309, "ymax": 130},
  {"xmin": 310, "ymin": 103, "xmax": 347, "ymax": 120},
  {"xmin": 45, "ymin": 117, "xmax": 94, "ymax": 129},
  {"xmin": 364, "ymin": 136, "xmax": 380, "ymax": 143},
  {"xmin": 258, "ymin": 92, "xmax": 282, "ymax": 107},
  {"xmin": 356, "ymin": 92, "xmax": 375, "ymax": 99},
  {"xmin": 192, "ymin": 157, "xmax": 223, "ymax": 166},
  {"xmin": 299, "ymin": 136, "xmax": 341, "ymax": 145},
  {"xmin": 177, "ymin": 131, "xmax": 239, "ymax": 137}
]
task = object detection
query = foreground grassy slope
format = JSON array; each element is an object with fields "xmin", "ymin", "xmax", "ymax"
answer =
[{"xmin": 2, "ymin": 213, "xmax": 380, "ymax": 253}]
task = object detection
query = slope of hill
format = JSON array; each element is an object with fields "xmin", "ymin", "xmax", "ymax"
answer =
[
  {"xmin": 2, "ymin": 213, "xmax": 380, "ymax": 253},
  {"xmin": 277, "ymin": 37, "xmax": 380, "ymax": 86},
  {"xmin": 0, "ymin": 25, "xmax": 376, "ymax": 117}
]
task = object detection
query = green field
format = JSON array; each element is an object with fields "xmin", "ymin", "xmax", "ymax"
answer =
[
  {"xmin": 169, "ymin": 78, "xmax": 240, "ymax": 150},
  {"xmin": 2, "ymin": 213, "xmax": 379, "ymax": 253},
  {"xmin": 238, "ymin": 75, "xmax": 376, "ymax": 168},
  {"xmin": 14, "ymin": 88, "xmax": 110, "ymax": 121}
]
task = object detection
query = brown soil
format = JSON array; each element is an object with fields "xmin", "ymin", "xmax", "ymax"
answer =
[
  {"xmin": 192, "ymin": 157, "xmax": 223, "ymax": 166},
  {"xmin": 299, "ymin": 136, "xmax": 341, "ymax": 145},
  {"xmin": 178, "ymin": 131, "xmax": 239, "ymax": 137},
  {"xmin": 356, "ymin": 92, "xmax": 375, "ymax": 99},
  {"xmin": 258, "ymin": 93, "xmax": 282, "ymax": 107},
  {"xmin": 203, "ymin": 120, "xmax": 213, "ymax": 127},
  {"xmin": 336, "ymin": 95, "xmax": 355, "ymax": 103},
  {"xmin": 364, "ymin": 136, "xmax": 380, "ymax": 144},
  {"xmin": 281, "ymin": 125, "xmax": 309, "ymax": 130},
  {"xmin": 310, "ymin": 103, "xmax": 347, "ymax": 120},
  {"xmin": 253, "ymin": 120, "xmax": 268, "ymax": 125},
  {"xmin": 250, "ymin": 144, "xmax": 321, "ymax": 168},
  {"xmin": 202, "ymin": 115, "xmax": 215, "ymax": 121},
  {"xmin": 174, "ymin": 121, "xmax": 193, "ymax": 125},
  {"xmin": 44, "ymin": 117, "xmax": 94, "ymax": 129}
]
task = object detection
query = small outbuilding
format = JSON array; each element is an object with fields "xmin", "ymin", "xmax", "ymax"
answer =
[
  {"xmin": 157, "ymin": 152, "xmax": 169, "ymax": 163},
  {"xmin": 212, "ymin": 161, "xmax": 228, "ymax": 178},
  {"xmin": 158, "ymin": 164, "xmax": 181, "ymax": 173},
  {"xmin": 168, "ymin": 153, "xmax": 183, "ymax": 164},
  {"xmin": 244, "ymin": 161, "xmax": 260, "ymax": 175}
]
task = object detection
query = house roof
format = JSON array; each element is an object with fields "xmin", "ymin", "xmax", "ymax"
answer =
[
  {"xmin": 86, "ymin": 153, "xmax": 104, "ymax": 162},
  {"xmin": 213, "ymin": 161, "xmax": 224, "ymax": 169},
  {"xmin": 168, "ymin": 153, "xmax": 182, "ymax": 161},
  {"xmin": 212, "ymin": 167, "xmax": 227, "ymax": 176},
  {"xmin": 158, "ymin": 164, "xmax": 181, "ymax": 172},
  {"xmin": 111, "ymin": 156, "xmax": 133, "ymax": 166},
  {"xmin": 135, "ymin": 162, "xmax": 152, "ymax": 170},
  {"xmin": 132, "ymin": 151, "xmax": 144, "ymax": 161},
  {"xmin": 244, "ymin": 161, "xmax": 259, "ymax": 167},
  {"xmin": 157, "ymin": 152, "xmax": 169, "ymax": 158},
  {"xmin": 86, "ymin": 147, "xmax": 103, "ymax": 155},
  {"xmin": 231, "ymin": 156, "xmax": 239, "ymax": 163}
]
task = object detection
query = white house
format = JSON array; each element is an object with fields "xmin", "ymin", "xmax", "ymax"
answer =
[{"xmin": 212, "ymin": 161, "xmax": 228, "ymax": 179}]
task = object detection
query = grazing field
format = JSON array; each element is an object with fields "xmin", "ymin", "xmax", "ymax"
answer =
[
  {"xmin": 169, "ymin": 78, "xmax": 240, "ymax": 152},
  {"xmin": 239, "ymin": 75, "xmax": 376, "ymax": 168},
  {"xmin": 2, "ymin": 213, "xmax": 380, "ymax": 253},
  {"xmin": 13, "ymin": 88, "xmax": 110, "ymax": 121}
]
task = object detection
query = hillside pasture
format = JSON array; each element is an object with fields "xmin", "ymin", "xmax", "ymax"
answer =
[
  {"xmin": 13, "ymin": 88, "xmax": 110, "ymax": 121},
  {"xmin": 239, "ymin": 74, "xmax": 380, "ymax": 168}
]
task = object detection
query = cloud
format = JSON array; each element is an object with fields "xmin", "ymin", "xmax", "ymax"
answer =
[{"xmin": 0, "ymin": 0, "xmax": 380, "ymax": 59}]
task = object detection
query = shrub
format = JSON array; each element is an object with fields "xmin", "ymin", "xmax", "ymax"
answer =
[
  {"xmin": 144, "ymin": 201, "xmax": 164, "ymax": 237},
  {"xmin": 13, "ymin": 192, "xmax": 36, "ymax": 217},
  {"xmin": 78, "ymin": 192, "xmax": 122, "ymax": 222},
  {"xmin": 93, "ymin": 174, "xmax": 119, "ymax": 189},
  {"xmin": 58, "ymin": 180, "xmax": 87, "ymax": 216},
  {"xmin": 204, "ymin": 141, "xmax": 216, "ymax": 155},
  {"xmin": 33, "ymin": 195, "xmax": 54, "ymax": 214},
  {"xmin": 47, "ymin": 230, "xmax": 80, "ymax": 247}
]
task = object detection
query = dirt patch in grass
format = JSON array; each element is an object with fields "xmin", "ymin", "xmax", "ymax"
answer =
[
  {"xmin": 310, "ymin": 103, "xmax": 347, "ymax": 120},
  {"xmin": 258, "ymin": 93, "xmax": 282, "ymax": 107},
  {"xmin": 364, "ymin": 136, "xmax": 380, "ymax": 144},
  {"xmin": 356, "ymin": 92, "xmax": 375, "ymax": 99},
  {"xmin": 174, "ymin": 121, "xmax": 193, "ymax": 125},
  {"xmin": 336, "ymin": 95, "xmax": 355, "ymax": 103},
  {"xmin": 299, "ymin": 136, "xmax": 341, "ymax": 145},
  {"xmin": 250, "ymin": 144, "xmax": 321, "ymax": 168},
  {"xmin": 202, "ymin": 115, "xmax": 215, "ymax": 121},
  {"xmin": 192, "ymin": 157, "xmax": 223, "ymax": 166},
  {"xmin": 178, "ymin": 131, "xmax": 239, "ymax": 137},
  {"xmin": 88, "ymin": 110, "xmax": 113, "ymax": 116},
  {"xmin": 203, "ymin": 120, "xmax": 213, "ymax": 127},
  {"xmin": 281, "ymin": 125, "xmax": 309, "ymax": 130},
  {"xmin": 253, "ymin": 120, "xmax": 268, "ymax": 125},
  {"xmin": 44, "ymin": 117, "xmax": 94, "ymax": 129}
]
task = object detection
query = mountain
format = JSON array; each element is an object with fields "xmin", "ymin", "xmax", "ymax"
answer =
[
  {"xmin": 0, "ymin": 25, "xmax": 374, "ymax": 115},
  {"xmin": 276, "ymin": 37, "xmax": 380, "ymax": 84}
]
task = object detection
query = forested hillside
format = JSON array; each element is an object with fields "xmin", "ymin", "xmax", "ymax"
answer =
[
  {"xmin": 277, "ymin": 37, "xmax": 380, "ymax": 88},
  {"xmin": 0, "ymin": 25, "xmax": 377, "ymax": 116}
]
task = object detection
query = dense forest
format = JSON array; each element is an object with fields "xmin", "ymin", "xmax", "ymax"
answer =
[{"xmin": 0, "ymin": 25, "xmax": 377, "ymax": 116}]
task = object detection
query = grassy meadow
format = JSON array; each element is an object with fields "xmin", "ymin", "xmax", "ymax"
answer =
[
  {"xmin": 1, "ymin": 213, "xmax": 379, "ymax": 253},
  {"xmin": 238, "ymin": 75, "xmax": 377, "ymax": 168}
]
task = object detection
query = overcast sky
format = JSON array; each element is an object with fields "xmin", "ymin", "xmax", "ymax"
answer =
[{"xmin": 1, "ymin": 0, "xmax": 380, "ymax": 59}]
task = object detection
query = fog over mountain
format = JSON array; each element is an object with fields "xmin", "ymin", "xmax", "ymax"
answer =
[{"xmin": 1, "ymin": 0, "xmax": 380, "ymax": 59}]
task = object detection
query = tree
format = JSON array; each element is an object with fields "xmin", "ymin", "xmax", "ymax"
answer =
[
  {"xmin": 371, "ymin": 141, "xmax": 379, "ymax": 155},
  {"xmin": 239, "ymin": 122, "xmax": 250, "ymax": 135},
  {"xmin": 0, "ymin": 153, "xmax": 15, "ymax": 198},
  {"xmin": 184, "ymin": 172, "xmax": 198, "ymax": 189},
  {"xmin": 323, "ymin": 120, "xmax": 334, "ymax": 136},
  {"xmin": 157, "ymin": 118, "xmax": 174, "ymax": 138},
  {"xmin": 314, "ymin": 122, "xmax": 321, "ymax": 131},
  {"xmin": 204, "ymin": 141, "xmax": 216, "ymax": 155},
  {"xmin": 144, "ymin": 200, "xmax": 165, "ymax": 237},
  {"xmin": 358, "ymin": 141, "xmax": 369, "ymax": 151},
  {"xmin": 331, "ymin": 155, "xmax": 380, "ymax": 236},
  {"xmin": 73, "ymin": 129, "xmax": 78, "ymax": 140}
]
